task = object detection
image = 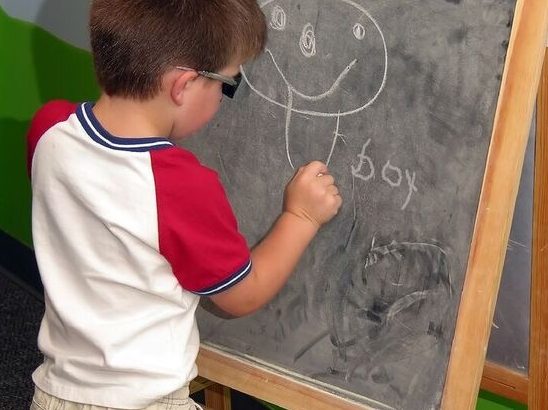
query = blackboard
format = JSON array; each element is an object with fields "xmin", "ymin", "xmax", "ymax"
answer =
[{"xmin": 182, "ymin": 0, "xmax": 547, "ymax": 408}]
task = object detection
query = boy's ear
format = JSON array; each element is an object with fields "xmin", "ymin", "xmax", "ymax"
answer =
[{"xmin": 170, "ymin": 70, "xmax": 199, "ymax": 106}]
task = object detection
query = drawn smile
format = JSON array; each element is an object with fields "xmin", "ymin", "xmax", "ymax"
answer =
[{"xmin": 266, "ymin": 48, "xmax": 358, "ymax": 101}]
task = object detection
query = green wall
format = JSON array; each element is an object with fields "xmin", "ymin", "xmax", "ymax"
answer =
[
  {"xmin": 0, "ymin": 6, "xmax": 98, "ymax": 246},
  {"xmin": 477, "ymin": 391, "xmax": 527, "ymax": 410}
]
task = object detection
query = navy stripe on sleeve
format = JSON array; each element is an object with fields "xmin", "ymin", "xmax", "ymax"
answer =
[{"xmin": 192, "ymin": 260, "xmax": 252, "ymax": 296}]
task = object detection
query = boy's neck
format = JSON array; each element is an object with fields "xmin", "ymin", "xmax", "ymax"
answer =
[{"xmin": 92, "ymin": 94, "xmax": 174, "ymax": 139}]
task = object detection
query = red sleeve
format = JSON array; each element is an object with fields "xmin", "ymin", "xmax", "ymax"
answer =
[
  {"xmin": 150, "ymin": 147, "xmax": 252, "ymax": 295},
  {"xmin": 27, "ymin": 100, "xmax": 78, "ymax": 176}
]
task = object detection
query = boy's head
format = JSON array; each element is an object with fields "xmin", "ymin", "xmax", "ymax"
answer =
[{"xmin": 90, "ymin": 0, "xmax": 267, "ymax": 100}]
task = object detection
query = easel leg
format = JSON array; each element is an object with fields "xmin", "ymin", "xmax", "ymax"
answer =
[
  {"xmin": 529, "ymin": 47, "xmax": 548, "ymax": 410},
  {"xmin": 204, "ymin": 383, "xmax": 232, "ymax": 410}
]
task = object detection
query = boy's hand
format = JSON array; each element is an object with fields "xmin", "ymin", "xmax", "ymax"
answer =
[{"xmin": 283, "ymin": 161, "xmax": 342, "ymax": 228}]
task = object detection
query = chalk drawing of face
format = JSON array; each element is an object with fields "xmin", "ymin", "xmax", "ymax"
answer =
[{"xmin": 242, "ymin": 0, "xmax": 388, "ymax": 168}]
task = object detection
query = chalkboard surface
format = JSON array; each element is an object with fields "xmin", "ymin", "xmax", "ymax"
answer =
[{"xmin": 184, "ymin": 1, "xmax": 517, "ymax": 408}]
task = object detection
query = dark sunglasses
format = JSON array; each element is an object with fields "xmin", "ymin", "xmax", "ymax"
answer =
[{"xmin": 176, "ymin": 66, "xmax": 242, "ymax": 98}]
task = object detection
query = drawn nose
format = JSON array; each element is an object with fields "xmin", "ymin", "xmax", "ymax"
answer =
[{"xmin": 299, "ymin": 23, "xmax": 316, "ymax": 58}]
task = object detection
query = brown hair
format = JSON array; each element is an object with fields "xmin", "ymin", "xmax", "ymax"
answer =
[{"xmin": 90, "ymin": 0, "xmax": 267, "ymax": 99}]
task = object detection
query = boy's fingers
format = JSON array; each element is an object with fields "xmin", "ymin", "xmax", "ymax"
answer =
[
  {"xmin": 327, "ymin": 185, "xmax": 339, "ymax": 196},
  {"xmin": 318, "ymin": 174, "xmax": 335, "ymax": 187},
  {"xmin": 302, "ymin": 161, "xmax": 328, "ymax": 178}
]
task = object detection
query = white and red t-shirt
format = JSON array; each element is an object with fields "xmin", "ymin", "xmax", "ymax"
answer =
[{"xmin": 27, "ymin": 100, "xmax": 251, "ymax": 408}]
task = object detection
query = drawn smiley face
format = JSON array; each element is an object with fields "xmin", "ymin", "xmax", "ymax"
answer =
[{"xmin": 242, "ymin": 0, "xmax": 388, "ymax": 117}]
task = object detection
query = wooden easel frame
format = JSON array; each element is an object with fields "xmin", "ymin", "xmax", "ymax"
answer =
[
  {"xmin": 529, "ymin": 46, "xmax": 548, "ymax": 410},
  {"xmin": 441, "ymin": 0, "xmax": 547, "ymax": 406},
  {"xmin": 197, "ymin": 1, "xmax": 548, "ymax": 409},
  {"xmin": 479, "ymin": 37, "xmax": 548, "ymax": 410}
]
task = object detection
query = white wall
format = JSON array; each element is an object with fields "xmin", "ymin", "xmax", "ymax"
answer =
[{"xmin": 0, "ymin": 0, "xmax": 90, "ymax": 50}]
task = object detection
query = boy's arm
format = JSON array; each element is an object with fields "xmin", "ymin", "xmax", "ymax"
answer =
[{"xmin": 209, "ymin": 161, "xmax": 342, "ymax": 317}]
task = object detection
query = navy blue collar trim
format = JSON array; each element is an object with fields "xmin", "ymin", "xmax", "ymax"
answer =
[{"xmin": 76, "ymin": 102, "xmax": 174, "ymax": 152}]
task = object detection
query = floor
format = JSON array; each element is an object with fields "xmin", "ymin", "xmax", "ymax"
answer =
[{"xmin": 0, "ymin": 270, "xmax": 44, "ymax": 409}]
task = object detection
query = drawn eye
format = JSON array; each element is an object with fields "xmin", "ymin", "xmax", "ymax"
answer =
[
  {"xmin": 353, "ymin": 23, "xmax": 366, "ymax": 40},
  {"xmin": 270, "ymin": 5, "xmax": 286, "ymax": 31},
  {"xmin": 300, "ymin": 23, "xmax": 316, "ymax": 58}
]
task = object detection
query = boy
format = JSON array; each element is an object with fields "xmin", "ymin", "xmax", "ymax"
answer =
[{"xmin": 28, "ymin": 1, "xmax": 342, "ymax": 409}]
